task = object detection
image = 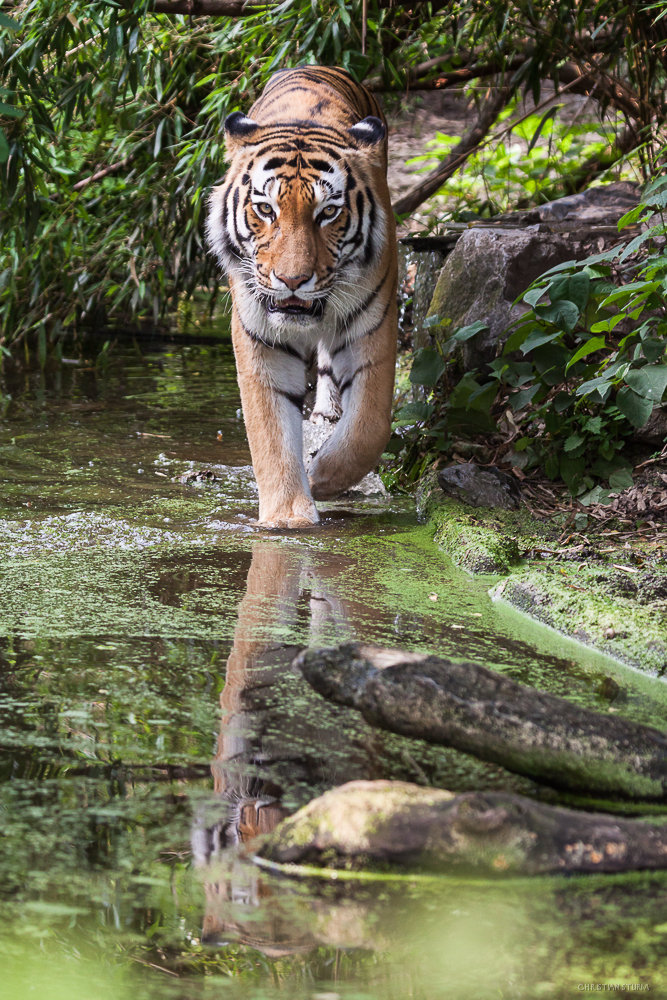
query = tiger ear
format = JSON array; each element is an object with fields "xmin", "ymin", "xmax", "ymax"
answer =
[
  {"xmin": 224, "ymin": 111, "xmax": 261, "ymax": 155},
  {"xmin": 348, "ymin": 116, "xmax": 386, "ymax": 147}
]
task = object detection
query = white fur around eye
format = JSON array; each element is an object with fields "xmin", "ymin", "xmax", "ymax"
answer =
[
  {"xmin": 316, "ymin": 205, "xmax": 342, "ymax": 226},
  {"xmin": 253, "ymin": 201, "xmax": 274, "ymax": 219}
]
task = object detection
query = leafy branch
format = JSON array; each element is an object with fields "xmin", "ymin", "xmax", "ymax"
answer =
[
  {"xmin": 394, "ymin": 175, "xmax": 667, "ymax": 497},
  {"xmin": 1, "ymin": 0, "xmax": 667, "ymax": 350}
]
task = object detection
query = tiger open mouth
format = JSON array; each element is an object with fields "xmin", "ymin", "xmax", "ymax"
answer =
[{"xmin": 266, "ymin": 295, "xmax": 325, "ymax": 318}]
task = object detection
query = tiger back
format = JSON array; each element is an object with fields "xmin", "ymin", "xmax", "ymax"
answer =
[{"xmin": 207, "ymin": 66, "xmax": 397, "ymax": 528}]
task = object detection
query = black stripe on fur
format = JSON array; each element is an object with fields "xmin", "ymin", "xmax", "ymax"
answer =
[
  {"xmin": 339, "ymin": 361, "xmax": 372, "ymax": 395},
  {"xmin": 275, "ymin": 388, "xmax": 306, "ymax": 411}
]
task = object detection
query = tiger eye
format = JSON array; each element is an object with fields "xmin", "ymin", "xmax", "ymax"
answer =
[
  {"xmin": 255, "ymin": 203, "xmax": 273, "ymax": 216},
  {"xmin": 321, "ymin": 205, "xmax": 338, "ymax": 218}
]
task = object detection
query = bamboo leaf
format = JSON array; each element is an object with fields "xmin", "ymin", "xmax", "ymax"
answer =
[
  {"xmin": 0, "ymin": 102, "xmax": 25, "ymax": 119},
  {"xmin": 527, "ymin": 103, "xmax": 563, "ymax": 152},
  {"xmin": 154, "ymin": 118, "xmax": 165, "ymax": 158},
  {"xmin": 0, "ymin": 11, "xmax": 19, "ymax": 30}
]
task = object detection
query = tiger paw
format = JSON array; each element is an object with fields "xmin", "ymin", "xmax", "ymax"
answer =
[
  {"xmin": 257, "ymin": 497, "xmax": 319, "ymax": 529},
  {"xmin": 258, "ymin": 514, "xmax": 319, "ymax": 529},
  {"xmin": 309, "ymin": 410, "xmax": 339, "ymax": 426}
]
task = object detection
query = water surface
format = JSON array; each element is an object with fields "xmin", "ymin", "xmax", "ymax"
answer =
[{"xmin": 1, "ymin": 330, "xmax": 666, "ymax": 999}]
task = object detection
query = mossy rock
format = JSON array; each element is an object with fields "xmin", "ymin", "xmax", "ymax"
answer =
[
  {"xmin": 418, "ymin": 471, "xmax": 548, "ymax": 575},
  {"xmin": 418, "ymin": 468, "xmax": 667, "ymax": 672}
]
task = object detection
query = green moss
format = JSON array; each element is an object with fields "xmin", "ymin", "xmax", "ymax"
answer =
[
  {"xmin": 418, "ymin": 471, "xmax": 667, "ymax": 675},
  {"xmin": 419, "ymin": 473, "xmax": 549, "ymax": 574},
  {"xmin": 497, "ymin": 564, "xmax": 667, "ymax": 676}
]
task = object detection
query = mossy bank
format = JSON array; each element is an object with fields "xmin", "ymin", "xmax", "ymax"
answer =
[{"xmin": 418, "ymin": 471, "xmax": 667, "ymax": 676}]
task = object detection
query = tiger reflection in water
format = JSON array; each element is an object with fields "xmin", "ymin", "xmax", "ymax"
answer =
[{"xmin": 191, "ymin": 541, "xmax": 375, "ymax": 952}]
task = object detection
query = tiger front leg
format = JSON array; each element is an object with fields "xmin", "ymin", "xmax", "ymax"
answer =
[
  {"xmin": 309, "ymin": 344, "xmax": 342, "ymax": 425},
  {"xmin": 308, "ymin": 306, "xmax": 397, "ymax": 500},
  {"xmin": 231, "ymin": 311, "xmax": 318, "ymax": 528}
]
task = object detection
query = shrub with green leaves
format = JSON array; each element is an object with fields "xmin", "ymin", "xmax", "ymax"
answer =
[
  {"xmin": 396, "ymin": 175, "xmax": 667, "ymax": 498},
  {"xmin": 497, "ymin": 177, "xmax": 667, "ymax": 496}
]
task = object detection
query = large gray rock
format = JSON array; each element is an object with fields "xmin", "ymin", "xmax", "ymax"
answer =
[
  {"xmin": 258, "ymin": 778, "xmax": 667, "ymax": 875},
  {"xmin": 438, "ymin": 463, "xmax": 521, "ymax": 509},
  {"xmin": 428, "ymin": 228, "xmax": 579, "ymax": 368},
  {"xmin": 490, "ymin": 182, "xmax": 640, "ymax": 229},
  {"xmin": 413, "ymin": 249, "xmax": 447, "ymax": 349},
  {"xmin": 398, "ymin": 239, "xmax": 461, "ymax": 351},
  {"xmin": 296, "ymin": 642, "xmax": 667, "ymax": 801},
  {"xmin": 636, "ymin": 405, "xmax": 667, "ymax": 447},
  {"xmin": 535, "ymin": 181, "xmax": 639, "ymax": 226}
]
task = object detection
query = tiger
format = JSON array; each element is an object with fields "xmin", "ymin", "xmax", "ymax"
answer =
[{"xmin": 207, "ymin": 66, "xmax": 398, "ymax": 528}]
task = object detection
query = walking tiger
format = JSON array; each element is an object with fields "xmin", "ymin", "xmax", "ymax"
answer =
[{"xmin": 207, "ymin": 66, "xmax": 397, "ymax": 527}]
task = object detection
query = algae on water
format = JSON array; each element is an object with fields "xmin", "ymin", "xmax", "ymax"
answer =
[{"xmin": 0, "ymin": 336, "xmax": 667, "ymax": 997}]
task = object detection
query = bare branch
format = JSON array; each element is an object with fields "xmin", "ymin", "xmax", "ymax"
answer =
[
  {"xmin": 555, "ymin": 61, "xmax": 641, "ymax": 122},
  {"xmin": 72, "ymin": 152, "xmax": 136, "ymax": 191},
  {"xmin": 364, "ymin": 55, "xmax": 518, "ymax": 93},
  {"xmin": 392, "ymin": 86, "xmax": 513, "ymax": 216},
  {"xmin": 377, "ymin": 57, "xmax": 642, "ymax": 124},
  {"xmin": 364, "ymin": 30, "xmax": 618, "ymax": 93}
]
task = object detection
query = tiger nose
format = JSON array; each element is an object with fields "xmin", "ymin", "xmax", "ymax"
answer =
[{"xmin": 275, "ymin": 272, "xmax": 313, "ymax": 291}]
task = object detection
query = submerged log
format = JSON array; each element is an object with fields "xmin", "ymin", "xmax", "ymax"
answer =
[
  {"xmin": 295, "ymin": 644, "xmax": 667, "ymax": 801},
  {"xmin": 258, "ymin": 780, "xmax": 667, "ymax": 875}
]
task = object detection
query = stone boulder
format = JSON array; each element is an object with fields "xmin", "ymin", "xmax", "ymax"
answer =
[
  {"xmin": 437, "ymin": 463, "xmax": 521, "ymax": 509},
  {"xmin": 534, "ymin": 181, "xmax": 639, "ymax": 226},
  {"xmin": 257, "ymin": 778, "xmax": 667, "ymax": 875},
  {"xmin": 398, "ymin": 238, "xmax": 457, "ymax": 350},
  {"xmin": 491, "ymin": 182, "xmax": 640, "ymax": 229},
  {"xmin": 427, "ymin": 228, "xmax": 580, "ymax": 369},
  {"xmin": 636, "ymin": 405, "xmax": 667, "ymax": 447}
]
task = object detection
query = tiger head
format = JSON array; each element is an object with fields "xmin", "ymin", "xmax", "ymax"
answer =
[{"xmin": 207, "ymin": 112, "xmax": 388, "ymax": 335}]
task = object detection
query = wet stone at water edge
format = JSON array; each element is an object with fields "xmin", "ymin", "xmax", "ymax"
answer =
[
  {"xmin": 179, "ymin": 467, "xmax": 220, "ymax": 484},
  {"xmin": 437, "ymin": 463, "xmax": 522, "ymax": 509}
]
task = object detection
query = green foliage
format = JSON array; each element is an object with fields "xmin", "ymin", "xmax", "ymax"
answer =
[
  {"xmin": 393, "ymin": 176, "xmax": 667, "ymax": 495},
  {"xmin": 407, "ymin": 100, "xmax": 627, "ymax": 222},
  {"xmin": 1, "ymin": 0, "xmax": 667, "ymax": 353},
  {"xmin": 0, "ymin": 0, "xmax": 421, "ymax": 348},
  {"xmin": 409, "ymin": 348, "xmax": 447, "ymax": 386},
  {"xmin": 492, "ymin": 181, "xmax": 667, "ymax": 495}
]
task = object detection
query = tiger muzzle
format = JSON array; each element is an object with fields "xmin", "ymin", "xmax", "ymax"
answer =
[{"xmin": 266, "ymin": 295, "xmax": 325, "ymax": 319}]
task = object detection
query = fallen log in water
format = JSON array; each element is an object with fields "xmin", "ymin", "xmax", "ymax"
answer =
[
  {"xmin": 257, "ymin": 780, "xmax": 667, "ymax": 875},
  {"xmin": 295, "ymin": 644, "xmax": 667, "ymax": 801}
]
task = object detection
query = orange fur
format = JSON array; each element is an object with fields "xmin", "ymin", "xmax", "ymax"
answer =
[{"xmin": 207, "ymin": 67, "xmax": 397, "ymax": 527}]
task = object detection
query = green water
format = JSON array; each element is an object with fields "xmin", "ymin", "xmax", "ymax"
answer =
[{"xmin": 1, "ymin": 329, "xmax": 666, "ymax": 998}]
